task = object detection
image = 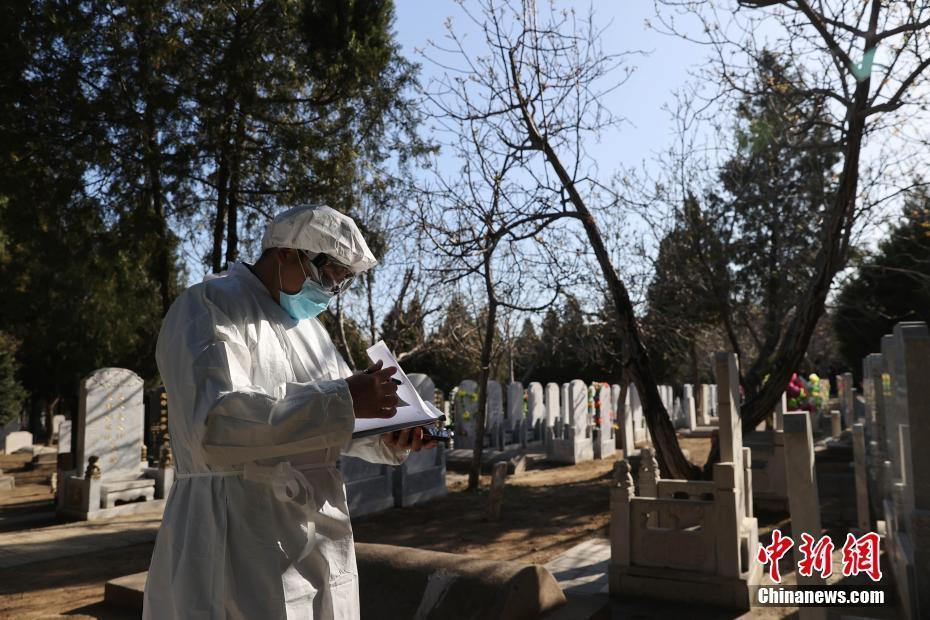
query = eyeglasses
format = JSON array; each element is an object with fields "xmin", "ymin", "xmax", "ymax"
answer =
[{"xmin": 299, "ymin": 251, "xmax": 356, "ymax": 295}]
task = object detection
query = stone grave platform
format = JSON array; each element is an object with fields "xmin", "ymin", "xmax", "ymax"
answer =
[
  {"xmin": 445, "ymin": 446, "xmax": 547, "ymax": 473},
  {"xmin": 105, "ymin": 544, "xmax": 567, "ymax": 618}
]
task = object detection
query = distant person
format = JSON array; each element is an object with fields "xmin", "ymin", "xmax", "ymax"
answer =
[{"xmin": 144, "ymin": 205, "xmax": 434, "ymax": 619}]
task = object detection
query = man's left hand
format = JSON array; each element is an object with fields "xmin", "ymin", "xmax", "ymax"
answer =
[{"xmin": 382, "ymin": 427, "xmax": 437, "ymax": 452}]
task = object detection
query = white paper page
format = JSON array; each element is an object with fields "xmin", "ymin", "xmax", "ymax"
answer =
[{"xmin": 352, "ymin": 341, "xmax": 438, "ymax": 435}]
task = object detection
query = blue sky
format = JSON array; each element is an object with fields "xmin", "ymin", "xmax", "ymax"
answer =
[{"xmin": 393, "ymin": 0, "xmax": 706, "ymax": 185}]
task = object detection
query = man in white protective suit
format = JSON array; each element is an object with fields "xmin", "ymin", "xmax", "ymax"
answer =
[{"xmin": 143, "ymin": 205, "xmax": 435, "ymax": 619}]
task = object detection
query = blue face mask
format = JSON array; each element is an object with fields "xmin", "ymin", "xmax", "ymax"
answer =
[{"xmin": 279, "ymin": 260, "xmax": 334, "ymax": 321}]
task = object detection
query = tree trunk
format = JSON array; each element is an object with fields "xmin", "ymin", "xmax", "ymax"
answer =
[
  {"xmin": 509, "ymin": 52, "xmax": 697, "ymax": 479},
  {"xmin": 211, "ymin": 144, "xmax": 229, "ymax": 273},
  {"xmin": 225, "ymin": 109, "xmax": 245, "ymax": 267},
  {"xmin": 366, "ymin": 270, "xmax": 377, "ymax": 344},
  {"xmin": 468, "ymin": 250, "xmax": 498, "ymax": 491},
  {"xmin": 737, "ymin": 74, "xmax": 871, "ymax": 435},
  {"xmin": 335, "ymin": 295, "xmax": 356, "ymax": 370},
  {"xmin": 138, "ymin": 9, "xmax": 173, "ymax": 316}
]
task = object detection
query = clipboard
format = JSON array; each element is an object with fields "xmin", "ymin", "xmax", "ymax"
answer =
[{"xmin": 351, "ymin": 341, "xmax": 453, "ymax": 445}]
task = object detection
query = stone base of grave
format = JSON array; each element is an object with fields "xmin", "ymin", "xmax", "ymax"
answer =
[
  {"xmin": 445, "ymin": 447, "xmax": 547, "ymax": 474},
  {"xmin": 608, "ymin": 560, "xmax": 762, "ymax": 611},
  {"xmin": 677, "ymin": 425, "xmax": 719, "ymax": 438},
  {"xmin": 105, "ymin": 544, "xmax": 566, "ymax": 618},
  {"xmin": 593, "ymin": 438, "xmax": 616, "ymax": 460},
  {"xmin": 546, "ymin": 438, "xmax": 593, "ymax": 465},
  {"xmin": 882, "ymin": 503, "xmax": 922, "ymax": 616},
  {"xmin": 58, "ymin": 474, "xmax": 164, "ymax": 521},
  {"xmin": 813, "ymin": 438, "xmax": 858, "ymax": 527},
  {"xmin": 340, "ymin": 456, "xmax": 395, "ymax": 517},
  {"xmin": 0, "ymin": 473, "xmax": 13, "ymax": 492},
  {"xmin": 393, "ymin": 446, "xmax": 447, "ymax": 508},
  {"xmin": 59, "ymin": 498, "xmax": 166, "ymax": 521},
  {"xmin": 744, "ymin": 430, "xmax": 788, "ymax": 511}
]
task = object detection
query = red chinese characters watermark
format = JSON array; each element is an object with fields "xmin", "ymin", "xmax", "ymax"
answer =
[
  {"xmin": 841, "ymin": 532, "xmax": 882, "ymax": 582},
  {"xmin": 757, "ymin": 528, "xmax": 794, "ymax": 583},
  {"xmin": 757, "ymin": 531, "xmax": 882, "ymax": 583},
  {"xmin": 798, "ymin": 533, "xmax": 834, "ymax": 578}
]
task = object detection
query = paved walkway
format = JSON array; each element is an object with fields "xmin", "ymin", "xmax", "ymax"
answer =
[
  {"xmin": 0, "ymin": 511, "xmax": 162, "ymax": 569},
  {"xmin": 544, "ymin": 537, "xmax": 610, "ymax": 597}
]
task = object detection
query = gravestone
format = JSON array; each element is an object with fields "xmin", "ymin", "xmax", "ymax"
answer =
[
  {"xmin": 0, "ymin": 418, "xmax": 20, "ymax": 453},
  {"xmin": 783, "ymin": 411, "xmax": 827, "ymax": 602},
  {"xmin": 594, "ymin": 385, "xmax": 616, "ymax": 459},
  {"xmin": 613, "ymin": 384, "xmax": 636, "ymax": 457},
  {"xmin": 629, "ymin": 384, "xmax": 646, "ymax": 444},
  {"xmin": 341, "ymin": 457, "xmax": 396, "ymax": 516},
  {"xmin": 544, "ymin": 383, "xmax": 560, "ymax": 445},
  {"xmin": 672, "ymin": 397, "xmax": 685, "ymax": 429},
  {"xmin": 877, "ymin": 322, "xmax": 930, "ymax": 618},
  {"xmin": 74, "ymin": 368, "xmax": 145, "ymax": 480},
  {"xmin": 547, "ymin": 380, "xmax": 593, "ymax": 464},
  {"xmin": 454, "ymin": 380, "xmax": 479, "ymax": 449},
  {"xmin": 58, "ymin": 421, "xmax": 72, "ymax": 454},
  {"xmin": 51, "ymin": 415, "xmax": 65, "ymax": 444},
  {"xmin": 59, "ymin": 368, "xmax": 159, "ymax": 520},
  {"xmin": 4, "ymin": 431, "xmax": 32, "ymax": 454},
  {"xmin": 507, "ymin": 382, "xmax": 525, "ymax": 446},
  {"xmin": 838, "ymin": 372, "xmax": 854, "ymax": 429},
  {"xmin": 526, "ymin": 382, "xmax": 545, "ymax": 445},
  {"xmin": 683, "ymin": 384, "xmax": 697, "ymax": 431},
  {"xmin": 392, "ymin": 374, "xmax": 447, "ymax": 508},
  {"xmin": 558, "ymin": 383, "xmax": 570, "ymax": 439},
  {"xmin": 487, "ymin": 381, "xmax": 504, "ymax": 449}
]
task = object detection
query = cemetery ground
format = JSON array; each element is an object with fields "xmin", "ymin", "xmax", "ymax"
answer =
[
  {"xmin": 0, "ymin": 438, "xmax": 708, "ymax": 618},
  {"xmin": 0, "ymin": 431, "xmax": 897, "ymax": 619}
]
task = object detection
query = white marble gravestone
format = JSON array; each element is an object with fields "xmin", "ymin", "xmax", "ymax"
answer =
[
  {"xmin": 547, "ymin": 379, "xmax": 593, "ymax": 464},
  {"xmin": 544, "ymin": 383, "xmax": 560, "ymax": 444},
  {"xmin": 454, "ymin": 379, "xmax": 479, "ymax": 449},
  {"xmin": 527, "ymin": 382, "xmax": 545, "ymax": 444},
  {"xmin": 683, "ymin": 384, "xmax": 697, "ymax": 431},
  {"xmin": 75, "ymin": 368, "xmax": 145, "ymax": 480},
  {"xmin": 4, "ymin": 431, "xmax": 32, "ymax": 454},
  {"xmin": 59, "ymin": 420, "xmax": 72, "ymax": 454},
  {"xmin": 60, "ymin": 368, "xmax": 160, "ymax": 520},
  {"xmin": 507, "ymin": 382, "xmax": 525, "ymax": 445}
]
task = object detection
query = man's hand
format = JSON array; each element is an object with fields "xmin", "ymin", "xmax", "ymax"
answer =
[
  {"xmin": 383, "ymin": 427, "xmax": 437, "ymax": 452},
  {"xmin": 345, "ymin": 360, "xmax": 399, "ymax": 419}
]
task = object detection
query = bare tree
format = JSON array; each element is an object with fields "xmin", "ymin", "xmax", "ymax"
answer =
[
  {"xmin": 420, "ymin": 0, "xmax": 700, "ymax": 478},
  {"xmin": 413, "ymin": 123, "xmax": 570, "ymax": 488},
  {"xmin": 653, "ymin": 0, "xmax": 930, "ymax": 442}
]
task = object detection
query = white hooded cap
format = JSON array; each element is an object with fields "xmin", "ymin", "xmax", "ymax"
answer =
[{"xmin": 260, "ymin": 205, "xmax": 377, "ymax": 273}]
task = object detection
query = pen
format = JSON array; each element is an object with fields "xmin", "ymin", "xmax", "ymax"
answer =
[{"xmin": 365, "ymin": 364, "xmax": 401, "ymax": 385}]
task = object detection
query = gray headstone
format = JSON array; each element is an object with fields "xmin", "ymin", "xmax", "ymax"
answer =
[
  {"xmin": 487, "ymin": 381, "xmax": 504, "ymax": 430},
  {"xmin": 408, "ymin": 374, "xmax": 436, "ymax": 406},
  {"xmin": 76, "ymin": 368, "xmax": 145, "ymax": 481}
]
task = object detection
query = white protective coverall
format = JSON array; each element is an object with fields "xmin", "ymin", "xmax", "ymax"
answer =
[{"xmin": 143, "ymin": 260, "xmax": 407, "ymax": 619}]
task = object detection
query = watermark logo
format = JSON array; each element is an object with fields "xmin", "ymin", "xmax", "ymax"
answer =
[{"xmin": 757, "ymin": 530, "xmax": 882, "ymax": 583}]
